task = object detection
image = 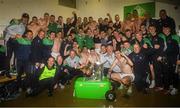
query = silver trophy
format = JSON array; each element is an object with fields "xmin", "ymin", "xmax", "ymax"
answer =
[{"xmin": 88, "ymin": 61, "xmax": 104, "ymax": 81}]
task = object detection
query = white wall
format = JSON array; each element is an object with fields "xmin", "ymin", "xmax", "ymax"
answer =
[
  {"xmin": 76, "ymin": 0, "xmax": 110, "ymax": 20},
  {"xmin": 76, "ymin": 0, "xmax": 153, "ymax": 21},
  {"xmin": 156, "ymin": 2, "xmax": 180, "ymax": 32},
  {"xmin": 0, "ymin": 0, "xmax": 78, "ymax": 25},
  {"xmin": 77, "ymin": 0, "xmax": 180, "ymax": 31},
  {"xmin": 0, "ymin": 0, "xmax": 154, "ymax": 25},
  {"xmin": 0, "ymin": 0, "xmax": 77, "ymax": 33}
]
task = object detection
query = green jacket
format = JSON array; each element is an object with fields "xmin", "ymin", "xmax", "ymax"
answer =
[
  {"xmin": 159, "ymin": 33, "xmax": 180, "ymax": 45},
  {"xmin": 143, "ymin": 35, "xmax": 153, "ymax": 48},
  {"xmin": 16, "ymin": 37, "xmax": 31, "ymax": 45},
  {"xmin": 47, "ymin": 22, "xmax": 58, "ymax": 34},
  {"xmin": 43, "ymin": 37, "xmax": 54, "ymax": 46},
  {"xmin": 15, "ymin": 38, "xmax": 31, "ymax": 60},
  {"xmin": 84, "ymin": 35, "xmax": 94, "ymax": 49},
  {"xmin": 75, "ymin": 34, "xmax": 85, "ymax": 49},
  {"xmin": 0, "ymin": 45, "xmax": 6, "ymax": 53},
  {"xmin": 121, "ymin": 46, "xmax": 133, "ymax": 55}
]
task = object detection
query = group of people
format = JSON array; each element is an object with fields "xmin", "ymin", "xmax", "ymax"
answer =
[{"xmin": 0, "ymin": 9, "xmax": 179, "ymax": 97}]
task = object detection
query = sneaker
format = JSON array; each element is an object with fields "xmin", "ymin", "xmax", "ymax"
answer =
[
  {"xmin": 118, "ymin": 84, "xmax": 124, "ymax": 90},
  {"xmin": 169, "ymin": 85, "xmax": 173, "ymax": 90},
  {"xmin": 170, "ymin": 88, "xmax": 178, "ymax": 95},
  {"xmin": 0, "ymin": 70, "xmax": 5, "ymax": 76},
  {"xmin": 127, "ymin": 86, "xmax": 132, "ymax": 95},
  {"xmin": 146, "ymin": 75, "xmax": 150, "ymax": 84},
  {"xmin": 59, "ymin": 83, "xmax": 65, "ymax": 89},
  {"xmin": 6, "ymin": 72, "xmax": 12, "ymax": 78},
  {"xmin": 149, "ymin": 80, "xmax": 155, "ymax": 88},
  {"xmin": 66, "ymin": 80, "xmax": 71, "ymax": 85},
  {"xmin": 25, "ymin": 89, "xmax": 33, "ymax": 97},
  {"xmin": 26, "ymin": 88, "xmax": 32, "ymax": 94},
  {"xmin": 53, "ymin": 84, "xmax": 58, "ymax": 90},
  {"xmin": 10, "ymin": 68, "xmax": 17, "ymax": 75}
]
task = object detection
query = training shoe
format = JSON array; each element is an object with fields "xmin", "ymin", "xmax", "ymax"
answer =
[
  {"xmin": 118, "ymin": 84, "xmax": 124, "ymax": 90},
  {"xmin": 170, "ymin": 88, "xmax": 178, "ymax": 95},
  {"xmin": 6, "ymin": 72, "xmax": 12, "ymax": 78},
  {"xmin": 26, "ymin": 88, "xmax": 32, "ymax": 94},
  {"xmin": 149, "ymin": 80, "xmax": 155, "ymax": 88},
  {"xmin": 127, "ymin": 86, "xmax": 132, "ymax": 95},
  {"xmin": 6, "ymin": 74, "xmax": 12, "ymax": 78},
  {"xmin": 146, "ymin": 76, "xmax": 150, "ymax": 84},
  {"xmin": 59, "ymin": 83, "xmax": 65, "ymax": 89},
  {"xmin": 25, "ymin": 89, "xmax": 33, "ymax": 97},
  {"xmin": 53, "ymin": 84, "xmax": 58, "ymax": 89}
]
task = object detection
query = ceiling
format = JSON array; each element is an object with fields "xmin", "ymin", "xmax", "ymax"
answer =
[{"xmin": 155, "ymin": 0, "xmax": 180, "ymax": 6}]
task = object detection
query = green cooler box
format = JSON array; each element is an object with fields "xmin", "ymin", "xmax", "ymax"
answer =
[{"xmin": 74, "ymin": 77, "xmax": 111, "ymax": 99}]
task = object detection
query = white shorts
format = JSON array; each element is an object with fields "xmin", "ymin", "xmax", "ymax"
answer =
[
  {"xmin": 119, "ymin": 72, "xmax": 135, "ymax": 82},
  {"xmin": 51, "ymin": 52, "xmax": 60, "ymax": 60}
]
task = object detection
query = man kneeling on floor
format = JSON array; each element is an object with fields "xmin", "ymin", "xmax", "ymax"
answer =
[
  {"xmin": 27, "ymin": 56, "xmax": 59, "ymax": 97},
  {"xmin": 108, "ymin": 50, "xmax": 134, "ymax": 96}
]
